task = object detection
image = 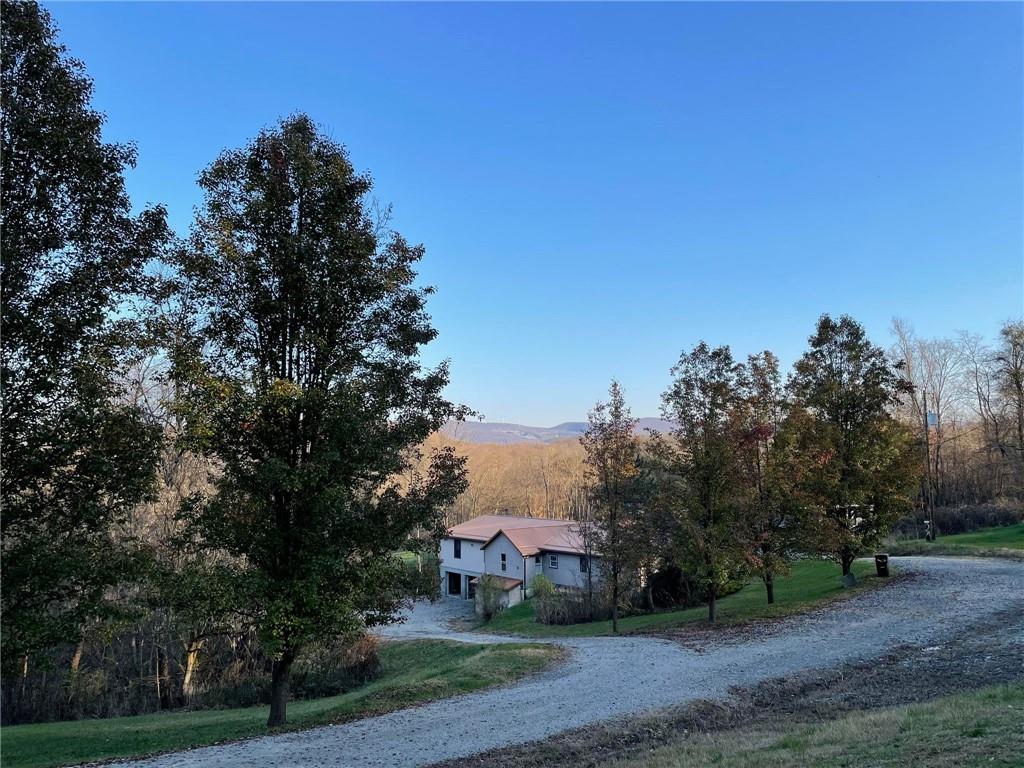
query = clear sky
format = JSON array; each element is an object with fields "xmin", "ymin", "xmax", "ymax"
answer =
[{"xmin": 47, "ymin": 2, "xmax": 1023, "ymax": 425}]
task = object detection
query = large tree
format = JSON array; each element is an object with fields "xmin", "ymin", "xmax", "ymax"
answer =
[
  {"xmin": 789, "ymin": 315, "xmax": 917, "ymax": 576},
  {"xmin": 172, "ymin": 115, "xmax": 468, "ymax": 727},
  {"xmin": 1, "ymin": 0, "xmax": 167, "ymax": 667},
  {"xmin": 737, "ymin": 351, "xmax": 812, "ymax": 604},
  {"xmin": 655, "ymin": 343, "xmax": 753, "ymax": 622},
  {"xmin": 995, "ymin": 320, "xmax": 1024, "ymax": 486},
  {"xmin": 580, "ymin": 381, "xmax": 643, "ymax": 632}
]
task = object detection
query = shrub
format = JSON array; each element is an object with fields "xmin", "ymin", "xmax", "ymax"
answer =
[
  {"xmin": 648, "ymin": 564, "xmax": 701, "ymax": 609},
  {"xmin": 477, "ymin": 575, "xmax": 506, "ymax": 620},
  {"xmin": 891, "ymin": 504, "xmax": 1024, "ymax": 539},
  {"xmin": 290, "ymin": 634, "xmax": 380, "ymax": 700},
  {"xmin": 400, "ymin": 552, "xmax": 441, "ymax": 600},
  {"xmin": 534, "ymin": 585, "xmax": 614, "ymax": 625},
  {"xmin": 646, "ymin": 564, "xmax": 745, "ymax": 610},
  {"xmin": 530, "ymin": 574, "xmax": 555, "ymax": 599}
]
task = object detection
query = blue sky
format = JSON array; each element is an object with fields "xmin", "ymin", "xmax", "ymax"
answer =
[{"xmin": 48, "ymin": 2, "xmax": 1022, "ymax": 424}]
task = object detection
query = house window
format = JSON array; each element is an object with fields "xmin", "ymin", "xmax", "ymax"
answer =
[
  {"xmin": 453, "ymin": 539, "xmax": 461, "ymax": 559},
  {"xmin": 548, "ymin": 554, "xmax": 559, "ymax": 569},
  {"xmin": 534, "ymin": 555, "xmax": 541, "ymax": 565},
  {"xmin": 579, "ymin": 555, "xmax": 589, "ymax": 573},
  {"xmin": 500, "ymin": 553, "xmax": 507, "ymax": 572}
]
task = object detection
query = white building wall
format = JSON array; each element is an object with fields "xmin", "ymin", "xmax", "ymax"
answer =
[
  {"xmin": 542, "ymin": 551, "xmax": 604, "ymax": 589},
  {"xmin": 439, "ymin": 533, "xmax": 605, "ymax": 599},
  {"xmin": 528, "ymin": 554, "xmax": 545, "ymax": 587},
  {"xmin": 481, "ymin": 532, "xmax": 526, "ymax": 582},
  {"xmin": 438, "ymin": 537, "xmax": 487, "ymax": 599},
  {"xmin": 439, "ymin": 536, "xmax": 485, "ymax": 575}
]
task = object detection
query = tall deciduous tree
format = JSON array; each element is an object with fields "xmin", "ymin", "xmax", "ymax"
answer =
[
  {"xmin": 789, "ymin": 315, "xmax": 917, "ymax": 576},
  {"xmin": 172, "ymin": 115, "xmax": 468, "ymax": 727},
  {"xmin": 581, "ymin": 381, "xmax": 641, "ymax": 632},
  {"xmin": 655, "ymin": 343, "xmax": 752, "ymax": 622},
  {"xmin": 0, "ymin": 0, "xmax": 167, "ymax": 667},
  {"xmin": 738, "ymin": 351, "xmax": 810, "ymax": 604},
  {"xmin": 995, "ymin": 321, "xmax": 1024, "ymax": 482}
]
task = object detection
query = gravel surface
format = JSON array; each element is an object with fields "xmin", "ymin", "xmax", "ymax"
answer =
[
  {"xmin": 444, "ymin": 605, "xmax": 1024, "ymax": 768},
  {"xmin": 119, "ymin": 557, "xmax": 1024, "ymax": 768},
  {"xmin": 375, "ymin": 599, "xmax": 523, "ymax": 645}
]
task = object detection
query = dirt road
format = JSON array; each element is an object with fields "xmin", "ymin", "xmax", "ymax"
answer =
[{"xmin": 122, "ymin": 557, "xmax": 1024, "ymax": 768}]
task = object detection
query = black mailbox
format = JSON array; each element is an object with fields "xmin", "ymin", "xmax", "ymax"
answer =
[{"xmin": 874, "ymin": 553, "xmax": 889, "ymax": 577}]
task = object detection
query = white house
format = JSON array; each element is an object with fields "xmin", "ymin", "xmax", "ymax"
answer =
[{"xmin": 439, "ymin": 515, "xmax": 602, "ymax": 611}]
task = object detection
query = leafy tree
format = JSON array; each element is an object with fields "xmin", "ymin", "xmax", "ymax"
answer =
[
  {"xmin": 737, "ymin": 351, "xmax": 811, "ymax": 604},
  {"xmin": 654, "ymin": 343, "xmax": 752, "ymax": 622},
  {"xmin": 0, "ymin": 0, "xmax": 167, "ymax": 667},
  {"xmin": 581, "ymin": 381, "xmax": 642, "ymax": 632},
  {"xmin": 788, "ymin": 315, "xmax": 917, "ymax": 577},
  {"xmin": 171, "ymin": 115, "xmax": 468, "ymax": 727}
]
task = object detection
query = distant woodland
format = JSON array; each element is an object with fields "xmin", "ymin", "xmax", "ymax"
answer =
[
  {"xmin": 428, "ymin": 435, "xmax": 592, "ymax": 524},
  {"xmin": 434, "ymin": 318, "xmax": 1024, "ymax": 527}
]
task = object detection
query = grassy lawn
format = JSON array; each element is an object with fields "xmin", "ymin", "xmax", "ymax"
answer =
[
  {"xmin": 940, "ymin": 522, "xmax": 1024, "ymax": 549},
  {"xmin": 606, "ymin": 683, "xmax": 1024, "ymax": 768},
  {"xmin": 1, "ymin": 639, "xmax": 560, "ymax": 768},
  {"xmin": 483, "ymin": 558, "xmax": 884, "ymax": 638},
  {"xmin": 887, "ymin": 523, "xmax": 1024, "ymax": 559}
]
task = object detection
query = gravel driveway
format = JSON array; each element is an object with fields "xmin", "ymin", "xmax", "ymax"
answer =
[{"xmin": 121, "ymin": 557, "xmax": 1024, "ymax": 768}]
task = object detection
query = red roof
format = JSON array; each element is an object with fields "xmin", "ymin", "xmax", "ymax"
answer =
[
  {"xmin": 448, "ymin": 515, "xmax": 590, "ymax": 556},
  {"xmin": 468, "ymin": 575, "xmax": 522, "ymax": 591}
]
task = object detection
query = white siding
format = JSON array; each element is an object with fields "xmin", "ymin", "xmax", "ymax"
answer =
[
  {"xmin": 473, "ymin": 580, "xmax": 524, "ymax": 616},
  {"xmin": 506, "ymin": 585, "xmax": 524, "ymax": 607},
  {"xmin": 439, "ymin": 532, "xmax": 605, "ymax": 600},
  {"xmin": 439, "ymin": 536, "xmax": 485, "ymax": 575},
  {"xmin": 439, "ymin": 536, "xmax": 487, "ymax": 600},
  {"xmin": 543, "ymin": 551, "xmax": 604, "ymax": 589},
  {"xmin": 528, "ymin": 554, "xmax": 545, "ymax": 588},
  {"xmin": 482, "ymin": 532, "xmax": 526, "ymax": 582}
]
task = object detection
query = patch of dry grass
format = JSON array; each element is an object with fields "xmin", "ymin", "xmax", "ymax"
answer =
[{"xmin": 606, "ymin": 684, "xmax": 1024, "ymax": 768}]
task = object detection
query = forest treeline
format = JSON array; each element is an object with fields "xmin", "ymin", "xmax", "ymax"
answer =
[
  {"xmin": 2, "ymin": 0, "xmax": 1022, "ymax": 730},
  {"xmin": 438, "ymin": 319, "xmax": 1024, "ymax": 527}
]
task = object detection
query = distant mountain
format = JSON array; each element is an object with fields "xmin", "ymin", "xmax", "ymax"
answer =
[{"xmin": 440, "ymin": 417, "xmax": 674, "ymax": 445}]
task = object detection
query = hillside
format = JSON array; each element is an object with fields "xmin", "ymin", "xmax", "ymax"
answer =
[{"xmin": 440, "ymin": 418, "xmax": 674, "ymax": 445}]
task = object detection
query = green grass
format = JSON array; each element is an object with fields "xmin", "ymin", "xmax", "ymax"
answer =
[
  {"xmin": 940, "ymin": 522, "xmax": 1024, "ymax": 549},
  {"xmin": 607, "ymin": 683, "xmax": 1024, "ymax": 768},
  {"xmin": 887, "ymin": 523, "xmax": 1024, "ymax": 559},
  {"xmin": 483, "ymin": 558, "xmax": 885, "ymax": 637},
  {"xmin": 1, "ymin": 639, "xmax": 561, "ymax": 768}
]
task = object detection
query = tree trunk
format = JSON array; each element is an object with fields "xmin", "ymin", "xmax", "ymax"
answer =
[
  {"xmin": 611, "ymin": 571, "xmax": 619, "ymax": 634},
  {"xmin": 182, "ymin": 639, "xmax": 204, "ymax": 700},
  {"xmin": 66, "ymin": 637, "xmax": 85, "ymax": 705},
  {"xmin": 707, "ymin": 585, "xmax": 717, "ymax": 623},
  {"xmin": 20, "ymin": 655, "xmax": 29, "ymax": 700},
  {"xmin": 764, "ymin": 573, "xmax": 775, "ymax": 605},
  {"xmin": 70, "ymin": 639, "xmax": 84, "ymax": 676},
  {"xmin": 841, "ymin": 554, "xmax": 854, "ymax": 576},
  {"xmin": 267, "ymin": 649, "xmax": 296, "ymax": 727},
  {"xmin": 153, "ymin": 643, "xmax": 169, "ymax": 708},
  {"xmin": 586, "ymin": 563, "xmax": 594, "ymax": 622}
]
